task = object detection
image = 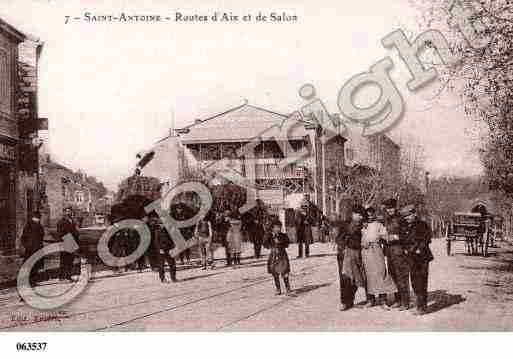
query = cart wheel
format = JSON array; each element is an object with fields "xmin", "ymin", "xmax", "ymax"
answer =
[{"xmin": 446, "ymin": 238, "xmax": 451, "ymax": 256}]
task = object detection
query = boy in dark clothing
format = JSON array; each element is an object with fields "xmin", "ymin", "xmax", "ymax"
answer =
[
  {"xmin": 263, "ymin": 220, "xmax": 294, "ymax": 296},
  {"xmin": 335, "ymin": 205, "xmax": 367, "ymax": 311}
]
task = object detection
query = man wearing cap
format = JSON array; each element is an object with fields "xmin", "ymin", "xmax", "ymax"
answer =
[
  {"xmin": 401, "ymin": 204, "xmax": 434, "ymax": 315},
  {"xmin": 382, "ymin": 198, "xmax": 410, "ymax": 309},
  {"xmin": 335, "ymin": 204, "xmax": 367, "ymax": 311},
  {"xmin": 20, "ymin": 211, "xmax": 45, "ymax": 288}
]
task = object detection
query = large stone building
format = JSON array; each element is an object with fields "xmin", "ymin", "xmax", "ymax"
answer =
[
  {"xmin": 0, "ymin": 19, "xmax": 45, "ymax": 283},
  {"xmin": 136, "ymin": 102, "xmax": 401, "ymax": 226}
]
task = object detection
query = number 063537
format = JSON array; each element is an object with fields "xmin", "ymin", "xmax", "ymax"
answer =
[{"xmin": 16, "ymin": 342, "xmax": 47, "ymax": 351}]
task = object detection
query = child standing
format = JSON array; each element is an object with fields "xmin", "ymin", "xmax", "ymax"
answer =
[
  {"xmin": 226, "ymin": 217, "xmax": 243, "ymax": 267},
  {"xmin": 263, "ymin": 220, "xmax": 293, "ymax": 296}
]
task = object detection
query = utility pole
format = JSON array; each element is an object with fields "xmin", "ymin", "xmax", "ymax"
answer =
[{"xmin": 322, "ymin": 128, "xmax": 326, "ymax": 215}]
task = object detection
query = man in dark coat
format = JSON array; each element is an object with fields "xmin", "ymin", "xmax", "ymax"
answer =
[
  {"xmin": 382, "ymin": 198, "xmax": 410, "ymax": 310},
  {"xmin": 245, "ymin": 199, "xmax": 267, "ymax": 259},
  {"xmin": 171, "ymin": 203, "xmax": 195, "ymax": 265},
  {"xmin": 295, "ymin": 194, "xmax": 320, "ymax": 258},
  {"xmin": 149, "ymin": 212, "xmax": 177, "ymax": 283},
  {"xmin": 335, "ymin": 205, "xmax": 367, "ymax": 311},
  {"xmin": 57, "ymin": 207, "xmax": 80, "ymax": 281},
  {"xmin": 401, "ymin": 204, "xmax": 434, "ymax": 315},
  {"xmin": 20, "ymin": 211, "xmax": 45, "ymax": 287}
]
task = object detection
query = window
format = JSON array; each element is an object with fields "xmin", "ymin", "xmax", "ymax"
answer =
[
  {"xmin": 0, "ymin": 49, "xmax": 10, "ymax": 113},
  {"xmin": 75, "ymin": 191, "xmax": 84, "ymax": 203},
  {"xmin": 202, "ymin": 143, "xmax": 221, "ymax": 161},
  {"xmin": 346, "ymin": 148, "xmax": 355, "ymax": 161}
]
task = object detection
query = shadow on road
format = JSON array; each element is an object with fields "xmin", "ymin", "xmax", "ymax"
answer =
[
  {"xmin": 426, "ymin": 290, "xmax": 466, "ymax": 314},
  {"xmin": 460, "ymin": 263, "xmax": 513, "ymax": 273},
  {"xmin": 242, "ymin": 262, "xmax": 267, "ymax": 269},
  {"xmin": 293, "ymin": 253, "xmax": 336, "ymax": 260},
  {"xmin": 180, "ymin": 272, "xmax": 223, "ymax": 282},
  {"xmin": 294, "ymin": 282, "xmax": 332, "ymax": 295}
]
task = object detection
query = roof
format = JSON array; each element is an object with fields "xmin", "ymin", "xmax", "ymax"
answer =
[
  {"xmin": 174, "ymin": 103, "xmax": 311, "ymax": 143},
  {"xmin": 42, "ymin": 161, "xmax": 73, "ymax": 173},
  {"xmin": 0, "ymin": 17, "xmax": 26, "ymax": 43},
  {"xmin": 454, "ymin": 212, "xmax": 482, "ymax": 217}
]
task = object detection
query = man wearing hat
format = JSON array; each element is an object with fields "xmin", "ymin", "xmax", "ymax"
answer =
[
  {"xmin": 20, "ymin": 211, "xmax": 45, "ymax": 288},
  {"xmin": 295, "ymin": 194, "xmax": 321, "ymax": 258},
  {"xmin": 400, "ymin": 204, "xmax": 434, "ymax": 315},
  {"xmin": 335, "ymin": 204, "xmax": 367, "ymax": 310},
  {"xmin": 382, "ymin": 198, "xmax": 410, "ymax": 309}
]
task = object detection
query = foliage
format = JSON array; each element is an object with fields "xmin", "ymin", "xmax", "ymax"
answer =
[{"xmin": 413, "ymin": 0, "xmax": 513, "ymax": 198}]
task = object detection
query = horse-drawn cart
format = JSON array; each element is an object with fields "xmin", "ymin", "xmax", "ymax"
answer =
[{"xmin": 446, "ymin": 212, "xmax": 491, "ymax": 256}]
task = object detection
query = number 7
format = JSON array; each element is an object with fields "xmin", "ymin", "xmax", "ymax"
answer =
[{"xmin": 65, "ymin": 16, "xmax": 70, "ymax": 24}]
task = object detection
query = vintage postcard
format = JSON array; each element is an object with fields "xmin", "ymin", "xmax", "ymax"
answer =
[{"xmin": 0, "ymin": 0, "xmax": 512, "ymax": 351}]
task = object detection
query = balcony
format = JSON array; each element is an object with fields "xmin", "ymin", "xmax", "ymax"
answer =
[{"xmin": 254, "ymin": 160, "xmax": 306, "ymax": 179}]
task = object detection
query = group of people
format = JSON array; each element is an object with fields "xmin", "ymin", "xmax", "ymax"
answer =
[
  {"xmin": 18, "ymin": 206, "xmax": 81, "ymax": 302},
  {"xmin": 335, "ymin": 198, "xmax": 434, "ymax": 315},
  {"xmin": 105, "ymin": 200, "xmax": 276, "ymax": 283},
  {"xmin": 18, "ymin": 195, "xmax": 434, "ymax": 315}
]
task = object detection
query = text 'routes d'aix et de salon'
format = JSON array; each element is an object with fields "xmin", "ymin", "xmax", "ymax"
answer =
[{"xmin": 64, "ymin": 11, "xmax": 299, "ymax": 24}]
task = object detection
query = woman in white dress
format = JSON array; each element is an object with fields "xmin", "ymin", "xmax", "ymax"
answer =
[
  {"xmin": 361, "ymin": 207, "xmax": 397, "ymax": 307},
  {"xmin": 227, "ymin": 217, "xmax": 243, "ymax": 267}
]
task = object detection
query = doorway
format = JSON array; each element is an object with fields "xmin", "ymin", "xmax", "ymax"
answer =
[{"xmin": 0, "ymin": 163, "xmax": 13, "ymax": 253}]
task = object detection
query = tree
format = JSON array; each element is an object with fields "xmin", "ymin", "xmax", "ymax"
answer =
[
  {"xmin": 394, "ymin": 135, "xmax": 427, "ymax": 207},
  {"xmin": 412, "ymin": 0, "xmax": 513, "ymax": 198},
  {"xmin": 337, "ymin": 165, "xmax": 387, "ymax": 208}
]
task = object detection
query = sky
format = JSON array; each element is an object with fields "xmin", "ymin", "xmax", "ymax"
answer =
[{"xmin": 1, "ymin": 0, "xmax": 484, "ymax": 190}]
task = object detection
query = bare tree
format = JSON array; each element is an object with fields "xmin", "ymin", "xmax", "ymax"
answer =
[{"xmin": 392, "ymin": 134, "xmax": 427, "ymax": 206}]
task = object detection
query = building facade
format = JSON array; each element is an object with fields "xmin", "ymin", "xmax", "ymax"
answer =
[
  {"xmin": 166, "ymin": 103, "xmax": 346, "ymax": 221},
  {"xmin": 40, "ymin": 161, "xmax": 105, "ymax": 228},
  {"xmin": 16, "ymin": 34, "xmax": 44, "ymax": 250},
  {"xmin": 0, "ymin": 19, "xmax": 25, "ymax": 262},
  {"xmin": 137, "ymin": 103, "xmax": 401, "ymax": 225},
  {"xmin": 0, "ymin": 19, "xmax": 47, "ymax": 283}
]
